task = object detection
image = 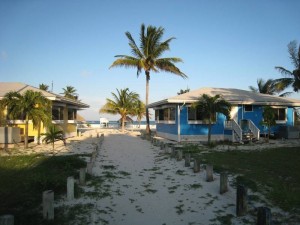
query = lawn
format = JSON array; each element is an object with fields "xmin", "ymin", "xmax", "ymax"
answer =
[
  {"xmin": 197, "ymin": 147, "xmax": 300, "ymax": 214},
  {"xmin": 0, "ymin": 154, "xmax": 87, "ymax": 225}
]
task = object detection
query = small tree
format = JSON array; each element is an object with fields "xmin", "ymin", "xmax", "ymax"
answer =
[
  {"xmin": 100, "ymin": 88, "xmax": 140, "ymax": 132},
  {"xmin": 1, "ymin": 90, "xmax": 52, "ymax": 148},
  {"xmin": 42, "ymin": 125, "xmax": 65, "ymax": 152},
  {"xmin": 192, "ymin": 94, "xmax": 231, "ymax": 144},
  {"xmin": 61, "ymin": 86, "xmax": 78, "ymax": 100},
  {"xmin": 261, "ymin": 106, "xmax": 276, "ymax": 142},
  {"xmin": 177, "ymin": 87, "xmax": 190, "ymax": 95}
]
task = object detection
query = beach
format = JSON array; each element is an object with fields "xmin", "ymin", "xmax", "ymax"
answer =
[{"xmin": 1, "ymin": 128, "xmax": 298, "ymax": 224}]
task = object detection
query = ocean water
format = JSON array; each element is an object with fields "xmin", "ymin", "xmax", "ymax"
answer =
[{"xmin": 87, "ymin": 120, "xmax": 156, "ymax": 128}]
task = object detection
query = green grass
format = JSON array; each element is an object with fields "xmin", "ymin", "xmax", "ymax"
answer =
[
  {"xmin": 0, "ymin": 154, "xmax": 87, "ymax": 225},
  {"xmin": 198, "ymin": 147, "xmax": 300, "ymax": 212}
]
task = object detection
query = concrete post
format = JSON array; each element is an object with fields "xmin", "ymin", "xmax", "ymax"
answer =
[
  {"xmin": 236, "ymin": 185, "xmax": 247, "ymax": 216},
  {"xmin": 220, "ymin": 172, "xmax": 228, "ymax": 194},
  {"xmin": 176, "ymin": 149, "xmax": 183, "ymax": 161},
  {"xmin": 185, "ymin": 153, "xmax": 191, "ymax": 167},
  {"xmin": 43, "ymin": 190, "xmax": 54, "ymax": 220},
  {"xmin": 87, "ymin": 162, "xmax": 93, "ymax": 175},
  {"xmin": 0, "ymin": 215, "xmax": 14, "ymax": 225},
  {"xmin": 67, "ymin": 176, "xmax": 74, "ymax": 201},
  {"xmin": 206, "ymin": 164, "xmax": 214, "ymax": 182},
  {"xmin": 193, "ymin": 158, "xmax": 200, "ymax": 173}
]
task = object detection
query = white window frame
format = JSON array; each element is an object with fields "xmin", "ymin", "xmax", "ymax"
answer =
[{"xmin": 187, "ymin": 106, "xmax": 216, "ymax": 124}]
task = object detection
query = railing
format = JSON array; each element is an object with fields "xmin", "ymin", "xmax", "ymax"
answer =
[
  {"xmin": 225, "ymin": 120, "xmax": 243, "ymax": 142},
  {"xmin": 248, "ymin": 120, "xmax": 260, "ymax": 140}
]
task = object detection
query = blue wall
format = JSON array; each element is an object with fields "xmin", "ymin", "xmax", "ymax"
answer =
[
  {"xmin": 155, "ymin": 104, "xmax": 295, "ymax": 137},
  {"xmin": 180, "ymin": 106, "xmax": 226, "ymax": 135}
]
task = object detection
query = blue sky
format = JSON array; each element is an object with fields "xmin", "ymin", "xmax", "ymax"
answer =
[{"xmin": 0, "ymin": 0, "xmax": 299, "ymax": 120}]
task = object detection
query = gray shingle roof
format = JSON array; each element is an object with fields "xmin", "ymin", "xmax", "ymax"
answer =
[
  {"xmin": 148, "ymin": 87, "xmax": 300, "ymax": 108},
  {"xmin": 0, "ymin": 82, "xmax": 89, "ymax": 108}
]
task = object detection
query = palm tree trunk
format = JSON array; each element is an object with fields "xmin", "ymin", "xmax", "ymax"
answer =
[
  {"xmin": 37, "ymin": 121, "xmax": 41, "ymax": 145},
  {"xmin": 145, "ymin": 71, "xmax": 151, "ymax": 134},
  {"xmin": 121, "ymin": 116, "xmax": 125, "ymax": 132},
  {"xmin": 208, "ymin": 120, "xmax": 212, "ymax": 144},
  {"xmin": 24, "ymin": 114, "xmax": 29, "ymax": 149}
]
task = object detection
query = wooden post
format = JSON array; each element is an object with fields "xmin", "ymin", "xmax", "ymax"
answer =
[
  {"xmin": 220, "ymin": 172, "xmax": 228, "ymax": 194},
  {"xmin": 193, "ymin": 158, "xmax": 200, "ymax": 173},
  {"xmin": 257, "ymin": 207, "xmax": 272, "ymax": 225},
  {"xmin": 176, "ymin": 149, "xmax": 183, "ymax": 161},
  {"xmin": 160, "ymin": 142, "xmax": 164, "ymax": 150},
  {"xmin": 79, "ymin": 167, "xmax": 86, "ymax": 185},
  {"xmin": 185, "ymin": 153, "xmax": 191, "ymax": 167},
  {"xmin": 67, "ymin": 176, "xmax": 74, "ymax": 201},
  {"xmin": 171, "ymin": 146, "xmax": 176, "ymax": 158},
  {"xmin": 206, "ymin": 164, "xmax": 214, "ymax": 182},
  {"xmin": 0, "ymin": 215, "xmax": 14, "ymax": 225},
  {"xmin": 43, "ymin": 190, "xmax": 54, "ymax": 220},
  {"xmin": 236, "ymin": 185, "xmax": 247, "ymax": 216},
  {"xmin": 96, "ymin": 133, "xmax": 99, "ymax": 138},
  {"xmin": 87, "ymin": 162, "xmax": 93, "ymax": 175}
]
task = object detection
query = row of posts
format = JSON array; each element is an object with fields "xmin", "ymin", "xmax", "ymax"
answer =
[
  {"xmin": 38, "ymin": 133, "xmax": 104, "ymax": 222},
  {"xmin": 148, "ymin": 136, "xmax": 272, "ymax": 225}
]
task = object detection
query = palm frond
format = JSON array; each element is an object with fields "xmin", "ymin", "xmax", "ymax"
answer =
[
  {"xmin": 110, "ymin": 57, "xmax": 140, "ymax": 69},
  {"xmin": 275, "ymin": 66, "xmax": 293, "ymax": 77},
  {"xmin": 125, "ymin": 31, "xmax": 144, "ymax": 59},
  {"xmin": 155, "ymin": 59, "xmax": 187, "ymax": 78},
  {"xmin": 288, "ymin": 41, "xmax": 299, "ymax": 69}
]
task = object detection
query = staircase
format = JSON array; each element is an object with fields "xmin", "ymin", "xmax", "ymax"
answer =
[
  {"xmin": 225, "ymin": 120, "xmax": 243, "ymax": 143},
  {"xmin": 225, "ymin": 119, "xmax": 260, "ymax": 143}
]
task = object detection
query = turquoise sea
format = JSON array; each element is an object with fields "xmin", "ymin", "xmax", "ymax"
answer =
[{"xmin": 87, "ymin": 120, "xmax": 156, "ymax": 128}]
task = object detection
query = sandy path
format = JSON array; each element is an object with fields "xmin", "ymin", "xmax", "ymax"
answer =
[{"xmin": 91, "ymin": 132, "xmax": 248, "ymax": 225}]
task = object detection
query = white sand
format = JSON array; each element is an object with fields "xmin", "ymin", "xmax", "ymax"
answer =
[
  {"xmin": 61, "ymin": 129, "xmax": 296, "ymax": 225},
  {"xmin": 2, "ymin": 128, "xmax": 298, "ymax": 224}
]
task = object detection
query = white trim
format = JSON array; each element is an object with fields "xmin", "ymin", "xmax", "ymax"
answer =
[
  {"xmin": 178, "ymin": 105, "xmax": 180, "ymax": 142},
  {"xmin": 155, "ymin": 120, "xmax": 176, "ymax": 124}
]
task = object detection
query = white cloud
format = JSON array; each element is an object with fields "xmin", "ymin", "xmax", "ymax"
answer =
[{"xmin": 0, "ymin": 51, "xmax": 8, "ymax": 61}]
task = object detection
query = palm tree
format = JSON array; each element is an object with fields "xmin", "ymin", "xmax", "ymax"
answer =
[
  {"xmin": 177, "ymin": 87, "xmax": 190, "ymax": 95},
  {"xmin": 61, "ymin": 86, "xmax": 78, "ymax": 100},
  {"xmin": 1, "ymin": 90, "xmax": 52, "ymax": 148},
  {"xmin": 275, "ymin": 40, "xmax": 300, "ymax": 92},
  {"xmin": 192, "ymin": 94, "xmax": 231, "ymax": 144},
  {"xmin": 110, "ymin": 24, "xmax": 187, "ymax": 134},
  {"xmin": 42, "ymin": 125, "xmax": 65, "ymax": 152},
  {"xmin": 100, "ymin": 88, "xmax": 140, "ymax": 132},
  {"xmin": 249, "ymin": 78, "xmax": 291, "ymax": 97},
  {"xmin": 32, "ymin": 100, "xmax": 52, "ymax": 145},
  {"xmin": 133, "ymin": 100, "xmax": 146, "ymax": 127},
  {"xmin": 39, "ymin": 83, "xmax": 49, "ymax": 91},
  {"xmin": 260, "ymin": 106, "xmax": 276, "ymax": 143}
]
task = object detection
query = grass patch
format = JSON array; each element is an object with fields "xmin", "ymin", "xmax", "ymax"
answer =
[
  {"xmin": 0, "ymin": 154, "xmax": 86, "ymax": 225},
  {"xmin": 210, "ymin": 214, "xmax": 234, "ymax": 225},
  {"xmin": 175, "ymin": 204, "xmax": 184, "ymax": 215},
  {"xmin": 189, "ymin": 183, "xmax": 203, "ymax": 189},
  {"xmin": 176, "ymin": 169, "xmax": 187, "ymax": 175},
  {"xmin": 199, "ymin": 147, "xmax": 300, "ymax": 212},
  {"xmin": 144, "ymin": 188, "xmax": 157, "ymax": 194}
]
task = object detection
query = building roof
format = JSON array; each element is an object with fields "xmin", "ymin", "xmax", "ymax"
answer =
[
  {"xmin": 0, "ymin": 82, "xmax": 89, "ymax": 108},
  {"xmin": 148, "ymin": 87, "xmax": 300, "ymax": 108}
]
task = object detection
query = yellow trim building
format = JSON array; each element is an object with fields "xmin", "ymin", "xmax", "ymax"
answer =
[{"xmin": 0, "ymin": 82, "xmax": 89, "ymax": 142}]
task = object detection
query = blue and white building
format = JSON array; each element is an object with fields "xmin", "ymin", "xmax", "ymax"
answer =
[{"xmin": 148, "ymin": 88, "xmax": 300, "ymax": 142}]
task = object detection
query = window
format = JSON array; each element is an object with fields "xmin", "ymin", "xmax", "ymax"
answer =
[
  {"xmin": 188, "ymin": 107, "xmax": 216, "ymax": 123},
  {"xmin": 274, "ymin": 108, "xmax": 286, "ymax": 121},
  {"xmin": 244, "ymin": 105, "xmax": 253, "ymax": 112},
  {"xmin": 155, "ymin": 107, "xmax": 175, "ymax": 123}
]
